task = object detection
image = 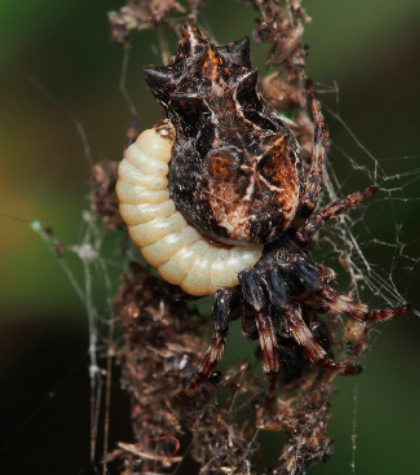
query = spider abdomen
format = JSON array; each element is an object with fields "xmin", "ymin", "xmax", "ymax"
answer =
[
  {"xmin": 142, "ymin": 23, "xmax": 301, "ymax": 247},
  {"xmin": 116, "ymin": 122, "xmax": 263, "ymax": 296}
]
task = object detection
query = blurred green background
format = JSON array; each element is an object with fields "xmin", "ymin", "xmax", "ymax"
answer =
[{"xmin": 0, "ymin": 0, "xmax": 419, "ymax": 474}]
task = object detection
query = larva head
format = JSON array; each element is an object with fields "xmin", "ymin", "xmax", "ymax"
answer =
[{"xmin": 142, "ymin": 23, "xmax": 301, "ymax": 245}]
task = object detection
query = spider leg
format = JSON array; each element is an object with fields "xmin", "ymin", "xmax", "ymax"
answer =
[
  {"xmin": 297, "ymin": 79, "xmax": 328, "ymax": 220},
  {"xmin": 284, "ymin": 303, "xmax": 361, "ymax": 374},
  {"xmin": 291, "ymin": 258, "xmax": 410, "ymax": 322},
  {"xmin": 296, "ymin": 185, "xmax": 379, "ymax": 247},
  {"xmin": 239, "ymin": 268, "xmax": 280, "ymax": 406},
  {"xmin": 263, "ymin": 265, "xmax": 360, "ymax": 374},
  {"xmin": 320, "ymin": 287, "xmax": 410, "ymax": 322},
  {"xmin": 261, "ymin": 266, "xmax": 289, "ymax": 308},
  {"xmin": 255, "ymin": 310, "xmax": 280, "ymax": 406},
  {"xmin": 239, "ymin": 268, "xmax": 268, "ymax": 340},
  {"xmin": 241, "ymin": 306, "xmax": 259, "ymax": 340},
  {"xmin": 239, "ymin": 267, "xmax": 267, "ymax": 311},
  {"xmin": 239, "ymin": 268, "xmax": 267, "ymax": 340},
  {"xmin": 305, "ymin": 305, "xmax": 330, "ymax": 349},
  {"xmin": 181, "ymin": 287, "xmax": 239, "ymax": 396}
]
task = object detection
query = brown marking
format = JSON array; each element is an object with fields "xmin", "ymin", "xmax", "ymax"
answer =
[
  {"xmin": 203, "ymin": 134, "xmax": 300, "ymax": 244},
  {"xmin": 207, "ymin": 151, "xmax": 234, "ymax": 181},
  {"xmin": 257, "ymin": 134, "xmax": 300, "ymax": 224},
  {"xmin": 199, "ymin": 43, "xmax": 224, "ymax": 84},
  {"xmin": 178, "ymin": 22, "xmax": 208, "ymax": 59},
  {"xmin": 257, "ymin": 135, "xmax": 289, "ymax": 183}
]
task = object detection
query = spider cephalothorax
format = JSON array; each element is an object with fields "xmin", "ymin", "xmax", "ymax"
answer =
[
  {"xmin": 142, "ymin": 23, "xmax": 300, "ymax": 245},
  {"xmin": 116, "ymin": 23, "xmax": 410, "ymax": 406}
]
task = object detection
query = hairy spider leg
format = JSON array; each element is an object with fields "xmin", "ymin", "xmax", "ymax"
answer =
[
  {"xmin": 255, "ymin": 310, "xmax": 280, "ymax": 407},
  {"xmin": 263, "ymin": 266, "xmax": 360, "ymax": 374},
  {"xmin": 241, "ymin": 305, "xmax": 259, "ymax": 340},
  {"xmin": 181, "ymin": 288, "xmax": 239, "ymax": 396},
  {"xmin": 295, "ymin": 185, "xmax": 379, "ymax": 246},
  {"xmin": 297, "ymin": 79, "xmax": 329, "ymax": 220},
  {"xmin": 283, "ymin": 303, "xmax": 360, "ymax": 374},
  {"xmin": 305, "ymin": 306, "xmax": 331, "ymax": 346},
  {"xmin": 320, "ymin": 288, "xmax": 411, "ymax": 322},
  {"xmin": 291, "ymin": 258, "xmax": 410, "ymax": 323},
  {"xmin": 239, "ymin": 268, "xmax": 281, "ymax": 406},
  {"xmin": 239, "ymin": 268, "xmax": 267, "ymax": 312}
]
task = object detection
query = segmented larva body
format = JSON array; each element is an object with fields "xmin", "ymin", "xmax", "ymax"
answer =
[{"xmin": 116, "ymin": 121, "xmax": 263, "ymax": 296}]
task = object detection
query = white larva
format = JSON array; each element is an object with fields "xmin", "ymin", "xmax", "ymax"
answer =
[{"xmin": 116, "ymin": 121, "xmax": 263, "ymax": 296}]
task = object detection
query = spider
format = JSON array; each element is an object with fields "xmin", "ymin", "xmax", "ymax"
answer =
[{"xmin": 116, "ymin": 23, "xmax": 410, "ymax": 405}]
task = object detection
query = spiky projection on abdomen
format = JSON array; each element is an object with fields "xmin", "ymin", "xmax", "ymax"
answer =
[{"xmin": 142, "ymin": 23, "xmax": 301, "ymax": 245}]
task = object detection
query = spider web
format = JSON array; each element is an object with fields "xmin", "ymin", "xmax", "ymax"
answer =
[{"xmin": 1, "ymin": 1, "xmax": 420, "ymax": 474}]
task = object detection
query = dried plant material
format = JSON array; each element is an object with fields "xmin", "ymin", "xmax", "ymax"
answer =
[
  {"xmin": 259, "ymin": 384, "xmax": 334, "ymax": 475},
  {"xmin": 111, "ymin": 264, "xmax": 267, "ymax": 474},
  {"xmin": 90, "ymin": 162, "xmax": 124, "ymax": 230},
  {"xmin": 252, "ymin": 0, "xmax": 314, "ymax": 167},
  {"xmin": 344, "ymin": 320, "xmax": 370, "ymax": 358},
  {"xmin": 108, "ymin": 0, "xmax": 188, "ymax": 44}
]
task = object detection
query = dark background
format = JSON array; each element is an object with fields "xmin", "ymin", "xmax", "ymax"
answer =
[{"xmin": 1, "ymin": 1, "xmax": 420, "ymax": 474}]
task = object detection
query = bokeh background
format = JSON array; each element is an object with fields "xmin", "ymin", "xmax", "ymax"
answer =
[{"xmin": 1, "ymin": 1, "xmax": 420, "ymax": 474}]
